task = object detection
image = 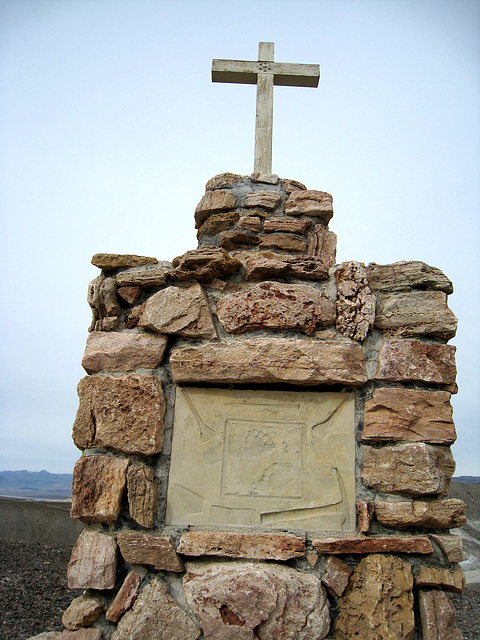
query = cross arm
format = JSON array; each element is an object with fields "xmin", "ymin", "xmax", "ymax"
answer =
[
  {"xmin": 212, "ymin": 59, "xmax": 320, "ymax": 87},
  {"xmin": 212, "ymin": 59, "xmax": 265, "ymax": 85}
]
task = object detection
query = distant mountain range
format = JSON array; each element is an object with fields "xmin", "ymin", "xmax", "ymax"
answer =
[
  {"xmin": 0, "ymin": 470, "xmax": 72, "ymax": 499},
  {"xmin": 453, "ymin": 476, "xmax": 480, "ymax": 484}
]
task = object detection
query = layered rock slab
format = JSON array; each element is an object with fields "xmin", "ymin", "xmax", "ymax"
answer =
[
  {"xmin": 335, "ymin": 261, "xmax": 375, "ymax": 341},
  {"xmin": 172, "ymin": 247, "xmax": 242, "ymax": 282},
  {"xmin": 170, "ymin": 338, "xmax": 367, "ymax": 386},
  {"xmin": 243, "ymin": 252, "xmax": 329, "ymax": 281},
  {"xmin": 177, "ymin": 532, "xmax": 305, "ymax": 561},
  {"xmin": 81, "ymin": 332, "xmax": 168, "ymax": 373},
  {"xmin": 67, "ymin": 530, "xmax": 117, "ymax": 590},
  {"xmin": 105, "ymin": 570, "xmax": 142, "ymax": 623},
  {"xmin": 334, "ymin": 554, "xmax": 414, "ymax": 640},
  {"xmin": 366, "ymin": 261, "xmax": 453, "ymax": 294},
  {"xmin": 415, "ymin": 566, "xmax": 465, "ymax": 593},
  {"xmin": 61, "ymin": 594, "xmax": 103, "ymax": 630},
  {"xmin": 91, "ymin": 253, "xmax": 157, "ymax": 270},
  {"xmin": 374, "ymin": 499, "xmax": 466, "ymax": 529},
  {"xmin": 285, "ymin": 190, "xmax": 333, "ymax": 223},
  {"xmin": 117, "ymin": 532, "xmax": 183, "ymax": 572},
  {"xmin": 375, "ymin": 340, "xmax": 456, "ymax": 385},
  {"xmin": 418, "ymin": 589, "xmax": 463, "ymax": 640},
  {"xmin": 183, "ymin": 561, "xmax": 330, "ymax": 640},
  {"xmin": 127, "ymin": 464, "xmax": 158, "ymax": 528}
]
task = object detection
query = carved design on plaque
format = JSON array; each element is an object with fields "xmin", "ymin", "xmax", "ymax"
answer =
[{"xmin": 166, "ymin": 388, "xmax": 355, "ymax": 532}]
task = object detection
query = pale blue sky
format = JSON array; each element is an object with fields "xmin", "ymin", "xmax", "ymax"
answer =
[{"xmin": 1, "ymin": 0, "xmax": 479, "ymax": 474}]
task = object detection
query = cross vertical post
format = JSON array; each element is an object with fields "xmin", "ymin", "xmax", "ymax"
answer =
[{"xmin": 255, "ymin": 43, "xmax": 275, "ymax": 174}]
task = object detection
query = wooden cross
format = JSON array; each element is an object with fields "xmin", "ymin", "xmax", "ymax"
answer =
[{"xmin": 212, "ymin": 42, "xmax": 320, "ymax": 174}]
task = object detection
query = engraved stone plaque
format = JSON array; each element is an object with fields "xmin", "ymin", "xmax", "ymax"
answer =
[{"xmin": 166, "ymin": 388, "xmax": 355, "ymax": 532}]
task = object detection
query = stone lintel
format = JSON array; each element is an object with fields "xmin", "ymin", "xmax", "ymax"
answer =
[
  {"xmin": 312, "ymin": 536, "xmax": 433, "ymax": 554},
  {"xmin": 91, "ymin": 253, "xmax": 158, "ymax": 270},
  {"xmin": 177, "ymin": 531, "xmax": 305, "ymax": 560}
]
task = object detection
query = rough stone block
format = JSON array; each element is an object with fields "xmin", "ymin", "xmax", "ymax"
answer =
[
  {"xmin": 375, "ymin": 339, "xmax": 457, "ymax": 385},
  {"xmin": 366, "ymin": 261, "xmax": 453, "ymax": 294},
  {"xmin": 259, "ymin": 233, "xmax": 307, "ymax": 252},
  {"xmin": 313, "ymin": 536, "xmax": 433, "ymax": 554},
  {"xmin": 67, "ymin": 530, "xmax": 117, "ymax": 590},
  {"xmin": 81, "ymin": 332, "xmax": 168, "ymax": 373},
  {"xmin": 363, "ymin": 388, "xmax": 456, "ymax": 444},
  {"xmin": 61, "ymin": 631, "xmax": 102, "ymax": 640},
  {"xmin": 127, "ymin": 464, "xmax": 157, "ymax": 529},
  {"xmin": 244, "ymin": 190, "xmax": 283, "ymax": 210},
  {"xmin": 116, "ymin": 286, "xmax": 141, "ymax": 304},
  {"xmin": 418, "ymin": 589, "xmax": 463, "ymax": 640},
  {"xmin": 197, "ymin": 210, "xmax": 239, "ymax": 236},
  {"xmin": 72, "ymin": 374, "xmax": 165, "ymax": 456},
  {"xmin": 237, "ymin": 215, "xmax": 262, "ymax": 231},
  {"xmin": 335, "ymin": 261, "xmax": 375, "ymax": 341},
  {"xmin": 285, "ymin": 190, "xmax": 334, "ymax": 223},
  {"xmin": 195, "ymin": 190, "xmax": 236, "ymax": 227},
  {"xmin": 322, "ymin": 556, "xmax": 352, "ymax": 596},
  {"xmin": 87, "ymin": 275, "xmax": 120, "ymax": 332},
  {"xmin": 111, "ymin": 579, "xmax": 200, "ymax": 640},
  {"xmin": 216, "ymin": 281, "xmax": 336, "ymax": 336},
  {"xmin": 62, "ymin": 594, "xmax": 104, "ymax": 630},
  {"xmin": 374, "ymin": 499, "xmax": 466, "ymax": 529},
  {"xmin": 105, "ymin": 570, "xmax": 142, "ymax": 623},
  {"xmin": 307, "ymin": 224, "xmax": 337, "ymax": 267},
  {"xmin": 356, "ymin": 500, "xmax": 374, "ymax": 533},
  {"xmin": 71, "ymin": 455, "xmax": 129, "ymax": 523},
  {"xmin": 375, "ymin": 291, "xmax": 457, "ymax": 340},
  {"xmin": 335, "ymin": 555, "xmax": 414, "ymax": 640},
  {"xmin": 172, "ymin": 247, "xmax": 242, "ymax": 281},
  {"xmin": 430, "ymin": 534, "xmax": 463, "ymax": 562},
  {"xmin": 183, "ymin": 561, "xmax": 330, "ymax": 640},
  {"xmin": 264, "ymin": 218, "xmax": 310, "ymax": 234},
  {"xmin": 219, "ymin": 229, "xmax": 261, "ymax": 249},
  {"xmin": 362, "ymin": 443, "xmax": 455, "ymax": 496},
  {"xmin": 177, "ymin": 532, "xmax": 305, "ymax": 560},
  {"xmin": 251, "ymin": 172, "xmax": 279, "ymax": 184},
  {"xmin": 170, "ymin": 339, "xmax": 367, "ymax": 386},
  {"xmin": 117, "ymin": 532, "xmax": 183, "ymax": 572},
  {"xmin": 115, "ymin": 264, "xmax": 171, "ymax": 287},
  {"xmin": 281, "ymin": 178, "xmax": 307, "ymax": 193},
  {"xmin": 91, "ymin": 253, "xmax": 157, "ymax": 270},
  {"xmin": 205, "ymin": 172, "xmax": 245, "ymax": 190},
  {"xmin": 415, "ymin": 566, "xmax": 465, "ymax": 593},
  {"xmin": 243, "ymin": 252, "xmax": 329, "ymax": 280},
  {"xmin": 139, "ymin": 283, "xmax": 216, "ymax": 338}
]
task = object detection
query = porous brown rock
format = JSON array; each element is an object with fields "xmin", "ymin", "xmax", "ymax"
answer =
[
  {"xmin": 335, "ymin": 261, "xmax": 375, "ymax": 341},
  {"xmin": 313, "ymin": 536, "xmax": 433, "ymax": 554},
  {"xmin": 322, "ymin": 556, "xmax": 352, "ymax": 597},
  {"xmin": 374, "ymin": 499, "xmax": 467, "ymax": 529},
  {"xmin": 116, "ymin": 532, "xmax": 183, "ymax": 572},
  {"xmin": 111, "ymin": 578, "xmax": 200, "ymax": 640},
  {"xmin": 170, "ymin": 338, "xmax": 367, "ymax": 386},
  {"xmin": 197, "ymin": 210, "xmax": 239, "ymax": 236},
  {"xmin": 127, "ymin": 464, "xmax": 158, "ymax": 529},
  {"xmin": 263, "ymin": 218, "xmax": 310, "ymax": 234},
  {"xmin": 374, "ymin": 290, "xmax": 457, "ymax": 340},
  {"xmin": 243, "ymin": 252, "xmax": 329, "ymax": 280},
  {"xmin": 366, "ymin": 261, "xmax": 453, "ymax": 294},
  {"xmin": 171, "ymin": 247, "xmax": 242, "ymax": 282},
  {"xmin": 219, "ymin": 229, "xmax": 261, "ymax": 250},
  {"xmin": 72, "ymin": 374, "xmax": 165, "ymax": 456},
  {"xmin": 91, "ymin": 253, "xmax": 157, "ymax": 270},
  {"xmin": 87, "ymin": 275, "xmax": 120, "ymax": 332},
  {"xmin": 115, "ymin": 264, "xmax": 171, "ymax": 287},
  {"xmin": 215, "ymin": 281, "xmax": 336, "ymax": 335},
  {"xmin": 237, "ymin": 215, "xmax": 262, "ymax": 231},
  {"xmin": 430, "ymin": 534, "xmax": 463, "ymax": 562},
  {"xmin": 177, "ymin": 531, "xmax": 305, "ymax": 561},
  {"xmin": 334, "ymin": 554, "xmax": 414, "ymax": 640},
  {"xmin": 81, "ymin": 332, "xmax": 168, "ymax": 373},
  {"xmin": 415, "ymin": 566, "xmax": 465, "ymax": 593},
  {"xmin": 67, "ymin": 530, "xmax": 117, "ymax": 590},
  {"xmin": 205, "ymin": 173, "xmax": 245, "ymax": 190},
  {"xmin": 61, "ymin": 593, "xmax": 104, "ymax": 630},
  {"xmin": 418, "ymin": 589, "xmax": 463, "ymax": 640},
  {"xmin": 362, "ymin": 443, "xmax": 456, "ymax": 495},
  {"xmin": 285, "ymin": 190, "xmax": 334, "ymax": 224},
  {"xmin": 259, "ymin": 232, "xmax": 307, "ymax": 252},
  {"xmin": 307, "ymin": 224, "xmax": 337, "ymax": 267},
  {"xmin": 244, "ymin": 190, "xmax": 283, "ymax": 210},
  {"xmin": 138, "ymin": 283, "xmax": 216, "ymax": 338},
  {"xmin": 362, "ymin": 388, "xmax": 456, "ymax": 444},
  {"xmin": 375, "ymin": 340, "xmax": 457, "ymax": 385},
  {"xmin": 281, "ymin": 178, "xmax": 307, "ymax": 193},
  {"xmin": 183, "ymin": 561, "xmax": 330, "ymax": 640},
  {"xmin": 70, "ymin": 455, "xmax": 129, "ymax": 523},
  {"xmin": 116, "ymin": 285, "xmax": 141, "ymax": 304},
  {"xmin": 105, "ymin": 570, "xmax": 142, "ymax": 623},
  {"xmin": 195, "ymin": 190, "xmax": 236, "ymax": 227}
]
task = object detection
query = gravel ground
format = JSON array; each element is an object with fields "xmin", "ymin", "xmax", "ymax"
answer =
[{"xmin": 0, "ymin": 538, "xmax": 479, "ymax": 640}]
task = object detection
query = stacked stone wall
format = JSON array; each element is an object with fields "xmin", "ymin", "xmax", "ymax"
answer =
[{"xmin": 62, "ymin": 173, "xmax": 464, "ymax": 639}]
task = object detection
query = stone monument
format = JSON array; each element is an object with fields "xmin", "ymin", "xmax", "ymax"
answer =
[{"xmin": 60, "ymin": 43, "xmax": 464, "ymax": 639}]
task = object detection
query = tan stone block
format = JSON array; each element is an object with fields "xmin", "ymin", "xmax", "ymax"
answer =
[
  {"xmin": 184, "ymin": 561, "xmax": 330, "ymax": 640},
  {"xmin": 322, "ymin": 556, "xmax": 352, "ymax": 596},
  {"xmin": 67, "ymin": 530, "xmax": 117, "ymax": 590},
  {"xmin": 172, "ymin": 247, "xmax": 242, "ymax": 282},
  {"xmin": 375, "ymin": 339, "xmax": 457, "ymax": 385},
  {"xmin": 307, "ymin": 224, "xmax": 337, "ymax": 267},
  {"xmin": 285, "ymin": 190, "xmax": 333, "ymax": 223},
  {"xmin": 335, "ymin": 555, "xmax": 414, "ymax": 640},
  {"xmin": 197, "ymin": 210, "xmax": 239, "ymax": 236},
  {"xmin": 73, "ymin": 375, "xmax": 165, "ymax": 456},
  {"xmin": 362, "ymin": 443, "xmax": 455, "ymax": 496},
  {"xmin": 115, "ymin": 265, "xmax": 171, "ymax": 288},
  {"xmin": 91, "ymin": 253, "xmax": 157, "ymax": 270},
  {"xmin": 111, "ymin": 580, "xmax": 200, "ymax": 640},
  {"xmin": 177, "ymin": 532, "xmax": 305, "ymax": 560},
  {"xmin": 62, "ymin": 594, "xmax": 103, "ymax": 630},
  {"xmin": 127, "ymin": 465, "xmax": 157, "ymax": 529},
  {"xmin": 243, "ymin": 251, "xmax": 329, "ymax": 280},
  {"xmin": 356, "ymin": 500, "xmax": 374, "ymax": 533},
  {"xmin": 81, "ymin": 332, "xmax": 167, "ymax": 373},
  {"xmin": 166, "ymin": 388, "xmax": 356, "ymax": 532},
  {"xmin": 117, "ymin": 532, "xmax": 183, "ymax": 572},
  {"xmin": 264, "ymin": 218, "xmax": 310, "ymax": 234},
  {"xmin": 105, "ymin": 570, "xmax": 141, "ymax": 623},
  {"xmin": 61, "ymin": 631, "xmax": 102, "ymax": 640},
  {"xmin": 219, "ymin": 229, "xmax": 261, "ymax": 250},
  {"xmin": 281, "ymin": 178, "xmax": 307, "ymax": 193},
  {"xmin": 205, "ymin": 173, "xmax": 245, "ymax": 190},
  {"xmin": 415, "ymin": 566, "xmax": 465, "ymax": 593},
  {"xmin": 170, "ymin": 338, "xmax": 367, "ymax": 386},
  {"xmin": 195, "ymin": 190, "xmax": 236, "ymax": 227},
  {"xmin": 374, "ymin": 499, "xmax": 466, "ymax": 529},
  {"xmin": 259, "ymin": 232, "xmax": 307, "ymax": 252},
  {"xmin": 138, "ymin": 283, "xmax": 216, "ymax": 338},
  {"xmin": 116, "ymin": 286, "xmax": 141, "ymax": 304},
  {"xmin": 363, "ymin": 388, "xmax": 456, "ymax": 444},
  {"xmin": 250, "ymin": 172, "xmax": 279, "ymax": 184},
  {"xmin": 237, "ymin": 215, "xmax": 262, "ymax": 231},
  {"xmin": 71, "ymin": 455, "xmax": 129, "ymax": 523},
  {"xmin": 367, "ymin": 261, "xmax": 453, "ymax": 294},
  {"xmin": 335, "ymin": 261, "xmax": 375, "ymax": 341},
  {"xmin": 375, "ymin": 291, "xmax": 457, "ymax": 340},
  {"xmin": 216, "ymin": 281, "xmax": 336, "ymax": 336},
  {"xmin": 244, "ymin": 190, "xmax": 283, "ymax": 210},
  {"xmin": 313, "ymin": 536, "xmax": 433, "ymax": 554},
  {"xmin": 418, "ymin": 589, "xmax": 463, "ymax": 640},
  {"xmin": 431, "ymin": 534, "xmax": 463, "ymax": 562}
]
